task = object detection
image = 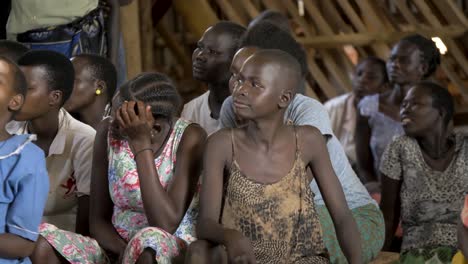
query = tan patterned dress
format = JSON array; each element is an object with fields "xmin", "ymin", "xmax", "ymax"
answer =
[{"xmin": 221, "ymin": 129, "xmax": 329, "ymax": 263}]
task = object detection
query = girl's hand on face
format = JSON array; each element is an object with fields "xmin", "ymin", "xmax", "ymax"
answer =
[
  {"xmin": 224, "ymin": 230, "xmax": 256, "ymax": 264},
  {"xmin": 115, "ymin": 100, "xmax": 154, "ymax": 151}
]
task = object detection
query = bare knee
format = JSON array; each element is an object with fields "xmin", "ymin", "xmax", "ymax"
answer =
[{"xmin": 30, "ymin": 236, "xmax": 63, "ymax": 264}]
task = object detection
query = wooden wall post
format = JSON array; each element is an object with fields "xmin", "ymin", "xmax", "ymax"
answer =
[{"xmin": 120, "ymin": 1, "xmax": 142, "ymax": 79}]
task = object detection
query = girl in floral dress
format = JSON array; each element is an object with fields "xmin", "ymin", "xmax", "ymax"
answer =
[{"xmin": 39, "ymin": 72, "xmax": 206, "ymax": 264}]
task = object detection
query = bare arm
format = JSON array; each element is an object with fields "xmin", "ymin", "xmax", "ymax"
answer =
[
  {"xmin": 301, "ymin": 126, "xmax": 362, "ymax": 264},
  {"xmin": 75, "ymin": 196, "xmax": 90, "ymax": 236},
  {"xmin": 355, "ymin": 111, "xmax": 377, "ymax": 184},
  {"xmin": 89, "ymin": 118, "xmax": 127, "ymax": 255},
  {"xmin": 197, "ymin": 130, "xmax": 232, "ymax": 245},
  {"xmin": 118, "ymin": 101, "xmax": 206, "ymax": 232},
  {"xmin": 0, "ymin": 234, "xmax": 35, "ymax": 259},
  {"xmin": 134, "ymin": 124, "xmax": 206, "ymax": 232},
  {"xmin": 380, "ymin": 174, "xmax": 401, "ymax": 250}
]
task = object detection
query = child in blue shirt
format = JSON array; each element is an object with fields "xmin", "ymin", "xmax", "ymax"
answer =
[{"xmin": 0, "ymin": 56, "xmax": 49, "ymax": 264}]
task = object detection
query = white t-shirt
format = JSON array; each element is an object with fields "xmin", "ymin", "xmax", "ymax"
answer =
[
  {"xmin": 181, "ymin": 91, "xmax": 219, "ymax": 135},
  {"xmin": 7, "ymin": 109, "xmax": 95, "ymax": 232}
]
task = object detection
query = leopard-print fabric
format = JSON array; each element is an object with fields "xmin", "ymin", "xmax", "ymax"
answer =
[
  {"xmin": 221, "ymin": 130, "xmax": 329, "ymax": 263},
  {"xmin": 380, "ymin": 133, "xmax": 468, "ymax": 253}
]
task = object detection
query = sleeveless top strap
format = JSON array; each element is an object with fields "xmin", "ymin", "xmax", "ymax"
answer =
[
  {"xmin": 293, "ymin": 126, "xmax": 300, "ymax": 159},
  {"xmin": 231, "ymin": 129, "xmax": 236, "ymax": 162}
]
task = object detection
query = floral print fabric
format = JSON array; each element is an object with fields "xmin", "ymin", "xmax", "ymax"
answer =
[{"xmin": 40, "ymin": 118, "xmax": 199, "ymax": 263}]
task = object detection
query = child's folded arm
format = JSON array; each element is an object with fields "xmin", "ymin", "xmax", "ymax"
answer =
[{"xmin": 0, "ymin": 233, "xmax": 36, "ymax": 259}]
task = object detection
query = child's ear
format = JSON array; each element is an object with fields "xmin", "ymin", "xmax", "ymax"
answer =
[
  {"xmin": 95, "ymin": 80, "xmax": 107, "ymax": 95},
  {"xmin": 418, "ymin": 62, "xmax": 429, "ymax": 78},
  {"xmin": 278, "ymin": 89, "xmax": 293, "ymax": 109},
  {"xmin": 8, "ymin": 94, "xmax": 24, "ymax": 112},
  {"xmin": 49, "ymin": 90, "xmax": 63, "ymax": 107}
]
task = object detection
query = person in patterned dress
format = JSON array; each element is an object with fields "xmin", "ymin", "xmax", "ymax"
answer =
[
  {"xmin": 186, "ymin": 50, "xmax": 362, "ymax": 264},
  {"xmin": 34, "ymin": 72, "xmax": 206, "ymax": 264},
  {"xmin": 380, "ymin": 81, "xmax": 468, "ymax": 263}
]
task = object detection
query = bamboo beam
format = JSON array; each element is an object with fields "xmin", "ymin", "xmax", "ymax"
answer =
[
  {"xmin": 299, "ymin": 1, "xmax": 351, "ymax": 94},
  {"xmin": 120, "ymin": 1, "xmax": 142, "ymax": 79},
  {"xmin": 307, "ymin": 57, "xmax": 339, "ymax": 99},
  {"xmin": 173, "ymin": 0, "xmax": 218, "ymax": 39},
  {"xmin": 239, "ymin": 0, "xmax": 260, "ymax": 20},
  {"xmin": 335, "ymin": 0, "xmax": 389, "ymax": 58},
  {"xmin": 441, "ymin": 61, "xmax": 468, "ymax": 99},
  {"xmin": 155, "ymin": 22, "xmax": 192, "ymax": 75},
  {"xmin": 412, "ymin": 0, "xmax": 468, "ymax": 77},
  {"xmin": 297, "ymin": 26, "xmax": 467, "ymax": 48},
  {"xmin": 214, "ymin": 0, "xmax": 247, "ymax": 25},
  {"xmin": 393, "ymin": 0, "xmax": 420, "ymax": 26},
  {"xmin": 280, "ymin": 0, "xmax": 315, "ymax": 36},
  {"xmin": 139, "ymin": 0, "xmax": 155, "ymax": 71}
]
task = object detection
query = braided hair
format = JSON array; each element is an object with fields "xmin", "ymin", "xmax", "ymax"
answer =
[
  {"xmin": 119, "ymin": 72, "xmax": 182, "ymax": 121},
  {"xmin": 400, "ymin": 34, "xmax": 441, "ymax": 78}
]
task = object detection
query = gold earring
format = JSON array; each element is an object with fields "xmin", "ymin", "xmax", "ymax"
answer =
[{"xmin": 95, "ymin": 89, "xmax": 102, "ymax": 95}]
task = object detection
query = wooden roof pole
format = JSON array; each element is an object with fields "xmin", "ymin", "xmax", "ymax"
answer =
[
  {"xmin": 120, "ymin": 1, "xmax": 142, "ymax": 79},
  {"xmin": 173, "ymin": 0, "xmax": 219, "ymax": 39}
]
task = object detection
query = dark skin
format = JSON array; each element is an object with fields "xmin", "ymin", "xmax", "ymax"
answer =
[
  {"xmin": 351, "ymin": 59, "xmax": 388, "ymax": 105},
  {"xmin": 192, "ymin": 26, "xmax": 237, "ymax": 119},
  {"xmin": 355, "ymin": 41, "xmax": 429, "ymax": 185},
  {"xmin": 64, "ymin": 57, "xmax": 109, "ymax": 129},
  {"xmin": 459, "ymin": 195, "xmax": 468, "ymax": 257},
  {"xmin": 190, "ymin": 52, "xmax": 362, "ymax": 264},
  {"xmin": 0, "ymin": 59, "xmax": 36, "ymax": 260},
  {"xmin": 228, "ymin": 47, "xmax": 257, "ymax": 94},
  {"xmin": 380, "ymin": 85, "xmax": 455, "ymax": 250},
  {"xmin": 17, "ymin": 66, "xmax": 90, "ymax": 263},
  {"xmin": 90, "ymin": 94, "xmax": 206, "ymax": 262}
]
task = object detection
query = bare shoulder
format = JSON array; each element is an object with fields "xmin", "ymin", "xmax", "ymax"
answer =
[
  {"xmin": 296, "ymin": 125, "xmax": 327, "ymax": 159},
  {"xmin": 181, "ymin": 123, "xmax": 208, "ymax": 145},
  {"xmin": 296, "ymin": 125, "xmax": 325, "ymax": 142},
  {"xmin": 96, "ymin": 117, "xmax": 111, "ymax": 137},
  {"xmin": 206, "ymin": 128, "xmax": 232, "ymax": 148}
]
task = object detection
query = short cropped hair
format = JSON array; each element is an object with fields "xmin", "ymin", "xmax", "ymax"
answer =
[{"xmin": 18, "ymin": 50, "xmax": 75, "ymax": 104}]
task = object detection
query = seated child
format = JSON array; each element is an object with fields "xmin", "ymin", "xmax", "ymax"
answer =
[
  {"xmin": 182, "ymin": 21, "xmax": 245, "ymax": 135},
  {"xmin": 84, "ymin": 72, "xmax": 205, "ymax": 263},
  {"xmin": 7, "ymin": 51, "xmax": 96, "ymax": 262},
  {"xmin": 221, "ymin": 21, "xmax": 383, "ymax": 263},
  {"xmin": 380, "ymin": 81, "xmax": 468, "ymax": 263},
  {"xmin": 325, "ymin": 57, "xmax": 388, "ymax": 179},
  {"xmin": 64, "ymin": 53, "xmax": 117, "ymax": 129},
  {"xmin": 187, "ymin": 50, "xmax": 362, "ymax": 263},
  {"xmin": 0, "ymin": 56, "xmax": 49, "ymax": 264}
]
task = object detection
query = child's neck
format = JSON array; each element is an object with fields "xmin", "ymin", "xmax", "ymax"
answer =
[
  {"xmin": 388, "ymin": 82, "xmax": 413, "ymax": 105},
  {"xmin": 78, "ymin": 99, "xmax": 108, "ymax": 129},
  {"xmin": 207, "ymin": 82, "xmax": 229, "ymax": 119},
  {"xmin": 246, "ymin": 114, "xmax": 285, "ymax": 151},
  {"xmin": 0, "ymin": 128, "xmax": 11, "ymax": 142},
  {"xmin": 28, "ymin": 109, "xmax": 60, "ymax": 140}
]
